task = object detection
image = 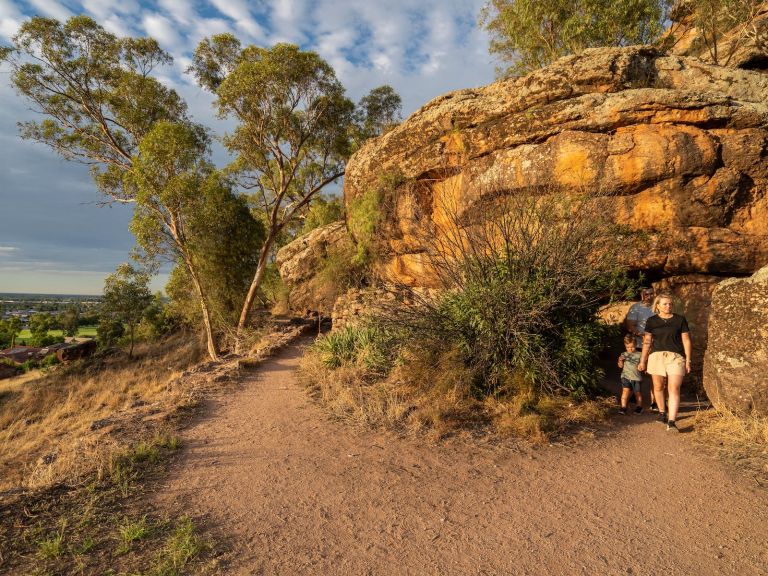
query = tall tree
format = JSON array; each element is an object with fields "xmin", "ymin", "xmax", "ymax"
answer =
[
  {"xmin": 354, "ymin": 85, "xmax": 403, "ymax": 140},
  {"xmin": 1, "ymin": 17, "xmax": 239, "ymax": 360},
  {"xmin": 189, "ymin": 38, "xmax": 353, "ymax": 346},
  {"xmin": 0, "ymin": 16, "xmax": 185, "ymax": 200},
  {"xmin": 60, "ymin": 306, "xmax": 79, "ymax": 337},
  {"xmin": 189, "ymin": 37, "xmax": 400, "ymax": 348},
  {"xmin": 480, "ymin": 0, "xmax": 671, "ymax": 76},
  {"xmin": 126, "ymin": 120, "xmax": 261, "ymax": 359},
  {"xmin": 101, "ymin": 264, "xmax": 153, "ymax": 358}
]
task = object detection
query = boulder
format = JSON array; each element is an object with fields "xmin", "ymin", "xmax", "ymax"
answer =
[
  {"xmin": 703, "ymin": 265, "xmax": 768, "ymax": 415},
  {"xmin": 344, "ymin": 46, "xmax": 768, "ymax": 287},
  {"xmin": 275, "ymin": 222, "xmax": 354, "ymax": 315}
]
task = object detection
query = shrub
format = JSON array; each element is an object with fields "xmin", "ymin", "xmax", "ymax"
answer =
[
  {"xmin": 347, "ymin": 170, "xmax": 403, "ymax": 268},
  {"xmin": 312, "ymin": 325, "xmax": 398, "ymax": 377},
  {"xmin": 97, "ymin": 318, "xmax": 125, "ymax": 347},
  {"xmin": 303, "ymin": 180, "xmax": 630, "ymax": 440},
  {"xmin": 301, "ymin": 195, "xmax": 344, "ymax": 235},
  {"xmin": 390, "ymin": 185, "xmax": 635, "ymax": 397}
]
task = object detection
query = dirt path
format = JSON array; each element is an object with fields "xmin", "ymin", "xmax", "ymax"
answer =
[{"xmin": 156, "ymin": 341, "xmax": 768, "ymax": 575}]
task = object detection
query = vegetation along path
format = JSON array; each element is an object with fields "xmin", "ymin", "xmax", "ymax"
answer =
[{"xmin": 156, "ymin": 341, "xmax": 768, "ymax": 575}]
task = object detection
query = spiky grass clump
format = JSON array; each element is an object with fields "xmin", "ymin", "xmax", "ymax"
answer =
[{"xmin": 694, "ymin": 407, "xmax": 768, "ymax": 483}]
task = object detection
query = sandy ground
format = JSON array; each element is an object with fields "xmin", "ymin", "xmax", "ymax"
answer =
[{"xmin": 156, "ymin": 341, "xmax": 768, "ymax": 575}]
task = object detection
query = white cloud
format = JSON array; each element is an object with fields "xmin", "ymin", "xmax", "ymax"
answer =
[
  {"xmin": 81, "ymin": 0, "xmax": 139, "ymax": 20},
  {"xmin": 102, "ymin": 14, "xmax": 133, "ymax": 37},
  {"xmin": 0, "ymin": 246, "xmax": 18, "ymax": 253},
  {"xmin": 0, "ymin": 16, "xmax": 20, "ymax": 39},
  {"xmin": 209, "ymin": 0, "xmax": 264, "ymax": 40},
  {"xmin": 142, "ymin": 13, "xmax": 182, "ymax": 49},
  {"xmin": 26, "ymin": 0, "xmax": 71, "ymax": 21},
  {"xmin": 269, "ymin": 0, "xmax": 308, "ymax": 44},
  {"xmin": 193, "ymin": 17, "xmax": 233, "ymax": 38},
  {"xmin": 158, "ymin": 0, "xmax": 195, "ymax": 25},
  {"xmin": 0, "ymin": 0, "xmax": 21, "ymax": 20}
]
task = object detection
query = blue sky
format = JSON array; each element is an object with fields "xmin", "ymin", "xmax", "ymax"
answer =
[{"xmin": 0, "ymin": 0, "xmax": 495, "ymax": 295}]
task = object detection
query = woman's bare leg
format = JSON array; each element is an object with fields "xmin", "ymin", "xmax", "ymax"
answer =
[
  {"xmin": 666, "ymin": 375, "xmax": 683, "ymax": 422},
  {"xmin": 652, "ymin": 375, "xmax": 667, "ymax": 414}
]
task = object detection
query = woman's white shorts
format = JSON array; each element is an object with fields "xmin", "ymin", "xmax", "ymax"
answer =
[{"xmin": 647, "ymin": 351, "xmax": 686, "ymax": 377}]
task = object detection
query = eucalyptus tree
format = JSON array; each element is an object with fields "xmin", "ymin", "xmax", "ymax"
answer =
[
  {"xmin": 189, "ymin": 37, "xmax": 401, "ymax": 347},
  {"xmin": 0, "ymin": 16, "xmax": 185, "ymax": 199},
  {"xmin": 354, "ymin": 84, "xmax": 403, "ymax": 140},
  {"xmin": 126, "ymin": 121, "xmax": 247, "ymax": 359},
  {"xmin": 101, "ymin": 263, "xmax": 153, "ymax": 358},
  {"xmin": 480, "ymin": 0, "xmax": 671, "ymax": 76},
  {"xmin": 0, "ymin": 16, "xmax": 247, "ymax": 360}
]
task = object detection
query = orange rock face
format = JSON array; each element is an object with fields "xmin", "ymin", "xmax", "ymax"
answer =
[{"xmin": 344, "ymin": 47, "xmax": 768, "ymax": 287}]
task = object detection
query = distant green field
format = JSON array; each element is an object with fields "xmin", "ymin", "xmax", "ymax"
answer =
[{"xmin": 14, "ymin": 326, "xmax": 97, "ymax": 345}]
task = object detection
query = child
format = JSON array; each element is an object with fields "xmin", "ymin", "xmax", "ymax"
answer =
[{"xmin": 618, "ymin": 334, "xmax": 643, "ymax": 414}]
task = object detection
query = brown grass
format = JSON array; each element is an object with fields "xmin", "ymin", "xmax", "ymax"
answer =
[
  {"xmin": 299, "ymin": 344, "xmax": 608, "ymax": 442},
  {"xmin": 0, "ymin": 332, "xmax": 204, "ymax": 491},
  {"xmin": 693, "ymin": 407, "xmax": 768, "ymax": 484}
]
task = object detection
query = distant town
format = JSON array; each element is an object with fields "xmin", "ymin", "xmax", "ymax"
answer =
[{"xmin": 0, "ymin": 293, "xmax": 102, "ymax": 324}]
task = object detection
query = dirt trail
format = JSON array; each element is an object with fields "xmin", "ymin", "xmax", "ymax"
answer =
[{"xmin": 156, "ymin": 341, "xmax": 768, "ymax": 575}]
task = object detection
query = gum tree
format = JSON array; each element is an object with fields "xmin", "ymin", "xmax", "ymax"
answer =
[
  {"xmin": 480, "ymin": 0, "xmax": 671, "ymax": 76},
  {"xmin": 189, "ymin": 37, "xmax": 400, "ymax": 347},
  {"xmin": 1, "ymin": 17, "xmax": 249, "ymax": 360},
  {"xmin": 101, "ymin": 263, "xmax": 153, "ymax": 358}
]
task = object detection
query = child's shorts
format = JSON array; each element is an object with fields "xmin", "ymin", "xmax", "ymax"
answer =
[
  {"xmin": 647, "ymin": 351, "xmax": 686, "ymax": 377},
  {"xmin": 621, "ymin": 377, "xmax": 641, "ymax": 393}
]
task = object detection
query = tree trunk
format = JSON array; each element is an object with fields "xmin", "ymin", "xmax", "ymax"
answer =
[
  {"xmin": 129, "ymin": 324, "xmax": 135, "ymax": 359},
  {"xmin": 185, "ymin": 258, "xmax": 220, "ymax": 362},
  {"xmin": 235, "ymin": 235, "xmax": 275, "ymax": 353}
]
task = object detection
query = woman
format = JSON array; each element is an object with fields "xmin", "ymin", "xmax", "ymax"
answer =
[{"xmin": 637, "ymin": 292, "xmax": 692, "ymax": 433}]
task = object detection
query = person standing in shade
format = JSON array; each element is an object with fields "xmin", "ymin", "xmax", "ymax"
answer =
[
  {"xmin": 618, "ymin": 334, "xmax": 643, "ymax": 415},
  {"xmin": 625, "ymin": 287, "xmax": 657, "ymax": 409},
  {"xmin": 637, "ymin": 293, "xmax": 692, "ymax": 433}
]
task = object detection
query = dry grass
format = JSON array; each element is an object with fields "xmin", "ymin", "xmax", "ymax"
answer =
[
  {"xmin": 0, "ymin": 332, "xmax": 204, "ymax": 491},
  {"xmin": 299, "ymin": 344, "xmax": 608, "ymax": 442},
  {"xmin": 693, "ymin": 407, "xmax": 768, "ymax": 484}
]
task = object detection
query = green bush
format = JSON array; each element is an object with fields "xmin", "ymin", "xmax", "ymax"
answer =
[
  {"xmin": 97, "ymin": 318, "xmax": 125, "ymax": 346},
  {"xmin": 40, "ymin": 353, "xmax": 60, "ymax": 370},
  {"xmin": 391, "ymin": 187, "xmax": 636, "ymax": 397},
  {"xmin": 347, "ymin": 170, "xmax": 403, "ymax": 267},
  {"xmin": 301, "ymin": 195, "xmax": 344, "ymax": 235}
]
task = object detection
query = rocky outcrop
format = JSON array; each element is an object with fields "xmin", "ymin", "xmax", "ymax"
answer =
[
  {"xmin": 344, "ymin": 46, "xmax": 768, "ymax": 288},
  {"xmin": 666, "ymin": 1, "xmax": 768, "ymax": 70},
  {"xmin": 275, "ymin": 222, "xmax": 353, "ymax": 316},
  {"xmin": 703, "ymin": 265, "xmax": 768, "ymax": 415}
]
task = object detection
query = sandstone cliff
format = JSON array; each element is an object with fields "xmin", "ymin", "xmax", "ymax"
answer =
[{"xmin": 344, "ymin": 46, "xmax": 768, "ymax": 288}]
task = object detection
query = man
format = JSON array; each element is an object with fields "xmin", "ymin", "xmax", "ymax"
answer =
[{"xmin": 624, "ymin": 287, "xmax": 658, "ymax": 410}]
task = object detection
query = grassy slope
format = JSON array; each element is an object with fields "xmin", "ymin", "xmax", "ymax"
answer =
[{"xmin": 0, "ymin": 332, "xmax": 219, "ymax": 574}]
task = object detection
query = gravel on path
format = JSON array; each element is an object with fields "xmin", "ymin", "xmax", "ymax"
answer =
[{"xmin": 156, "ymin": 341, "xmax": 768, "ymax": 576}]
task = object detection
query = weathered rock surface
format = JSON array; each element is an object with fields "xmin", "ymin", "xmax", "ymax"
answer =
[
  {"xmin": 275, "ymin": 222, "xmax": 351, "ymax": 316},
  {"xmin": 344, "ymin": 46, "xmax": 768, "ymax": 287},
  {"xmin": 703, "ymin": 265, "xmax": 768, "ymax": 415},
  {"xmin": 666, "ymin": 1, "xmax": 768, "ymax": 70}
]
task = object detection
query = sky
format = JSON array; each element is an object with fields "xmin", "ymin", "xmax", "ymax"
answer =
[{"xmin": 0, "ymin": 0, "xmax": 496, "ymax": 295}]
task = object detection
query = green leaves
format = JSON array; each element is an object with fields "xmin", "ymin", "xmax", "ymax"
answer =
[
  {"xmin": 480, "ymin": 0, "xmax": 671, "ymax": 76},
  {"xmin": 3, "ymin": 16, "xmax": 186, "ymax": 200},
  {"xmin": 190, "ymin": 39, "xmax": 354, "ymax": 221}
]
